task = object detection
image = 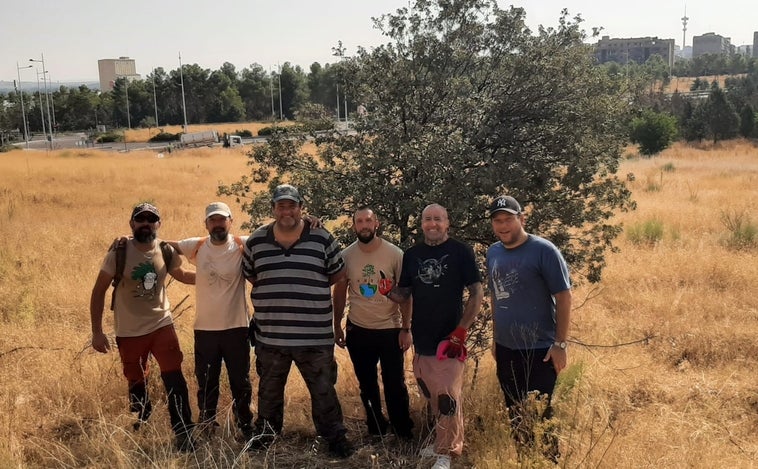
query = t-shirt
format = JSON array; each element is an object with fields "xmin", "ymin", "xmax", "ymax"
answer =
[
  {"xmin": 178, "ymin": 235, "xmax": 249, "ymax": 331},
  {"xmin": 398, "ymin": 238, "xmax": 480, "ymax": 355},
  {"xmin": 100, "ymin": 239, "xmax": 181, "ymax": 337},
  {"xmin": 242, "ymin": 223, "xmax": 344, "ymax": 348},
  {"xmin": 486, "ymin": 234, "xmax": 571, "ymax": 350},
  {"xmin": 342, "ymin": 239, "xmax": 403, "ymax": 329}
]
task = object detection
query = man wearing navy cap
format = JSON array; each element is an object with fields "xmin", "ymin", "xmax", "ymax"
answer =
[{"xmin": 486, "ymin": 195, "xmax": 572, "ymax": 461}]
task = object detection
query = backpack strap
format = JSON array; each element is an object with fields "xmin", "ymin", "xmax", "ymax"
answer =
[
  {"xmin": 110, "ymin": 236, "xmax": 129, "ymax": 311},
  {"xmin": 189, "ymin": 235, "xmax": 244, "ymax": 262},
  {"xmin": 159, "ymin": 241, "xmax": 174, "ymax": 272}
]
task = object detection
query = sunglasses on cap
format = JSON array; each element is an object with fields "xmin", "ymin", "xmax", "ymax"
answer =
[{"xmin": 133, "ymin": 214, "xmax": 159, "ymax": 223}]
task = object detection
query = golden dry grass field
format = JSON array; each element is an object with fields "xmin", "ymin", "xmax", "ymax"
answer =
[{"xmin": 0, "ymin": 141, "xmax": 756, "ymax": 468}]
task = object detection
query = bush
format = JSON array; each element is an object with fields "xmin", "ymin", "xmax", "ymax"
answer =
[
  {"xmin": 626, "ymin": 219, "xmax": 665, "ymax": 245},
  {"xmin": 630, "ymin": 110, "xmax": 678, "ymax": 156},
  {"xmin": 149, "ymin": 132, "xmax": 181, "ymax": 143},
  {"xmin": 234, "ymin": 129, "xmax": 253, "ymax": 138},
  {"xmin": 720, "ymin": 210, "xmax": 757, "ymax": 250},
  {"xmin": 257, "ymin": 125, "xmax": 301, "ymax": 136},
  {"xmin": 95, "ymin": 132, "xmax": 123, "ymax": 143}
]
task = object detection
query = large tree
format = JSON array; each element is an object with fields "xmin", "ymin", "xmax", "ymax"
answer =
[{"xmin": 222, "ymin": 0, "xmax": 634, "ymax": 288}]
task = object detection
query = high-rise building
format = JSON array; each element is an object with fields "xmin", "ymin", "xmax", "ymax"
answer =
[
  {"xmin": 595, "ymin": 36, "xmax": 675, "ymax": 69},
  {"xmin": 692, "ymin": 33, "xmax": 733, "ymax": 57},
  {"xmin": 98, "ymin": 57, "xmax": 141, "ymax": 92},
  {"xmin": 753, "ymin": 31, "xmax": 758, "ymax": 58}
]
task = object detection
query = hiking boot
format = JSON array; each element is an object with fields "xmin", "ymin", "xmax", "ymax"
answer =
[
  {"xmin": 327, "ymin": 436, "xmax": 354, "ymax": 458},
  {"xmin": 367, "ymin": 417, "xmax": 389, "ymax": 436},
  {"xmin": 239, "ymin": 423, "xmax": 254, "ymax": 441},
  {"xmin": 431, "ymin": 454, "xmax": 451, "ymax": 469}
]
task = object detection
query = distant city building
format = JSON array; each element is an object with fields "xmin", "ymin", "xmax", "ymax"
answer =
[
  {"xmin": 692, "ymin": 33, "xmax": 734, "ymax": 57},
  {"xmin": 674, "ymin": 45, "xmax": 693, "ymax": 59},
  {"xmin": 736, "ymin": 45, "xmax": 752, "ymax": 57},
  {"xmin": 595, "ymin": 36, "xmax": 675, "ymax": 69},
  {"xmin": 98, "ymin": 57, "xmax": 140, "ymax": 92},
  {"xmin": 754, "ymin": 31, "xmax": 758, "ymax": 58}
]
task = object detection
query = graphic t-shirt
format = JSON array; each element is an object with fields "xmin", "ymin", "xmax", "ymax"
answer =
[
  {"xmin": 100, "ymin": 239, "xmax": 181, "ymax": 337},
  {"xmin": 178, "ymin": 235, "xmax": 249, "ymax": 331},
  {"xmin": 342, "ymin": 239, "xmax": 403, "ymax": 329},
  {"xmin": 398, "ymin": 238, "xmax": 480, "ymax": 355}
]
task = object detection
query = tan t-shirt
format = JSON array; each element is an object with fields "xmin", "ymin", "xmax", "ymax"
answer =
[
  {"xmin": 178, "ymin": 236, "xmax": 249, "ymax": 331},
  {"xmin": 343, "ymin": 238, "xmax": 404, "ymax": 329},
  {"xmin": 100, "ymin": 239, "xmax": 180, "ymax": 337}
]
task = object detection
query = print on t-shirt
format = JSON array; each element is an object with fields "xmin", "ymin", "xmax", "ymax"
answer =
[
  {"xmin": 491, "ymin": 259, "xmax": 519, "ymax": 300},
  {"xmin": 359, "ymin": 264, "xmax": 378, "ymax": 297},
  {"xmin": 131, "ymin": 261, "xmax": 158, "ymax": 299},
  {"xmin": 417, "ymin": 255, "xmax": 449, "ymax": 286},
  {"xmin": 203, "ymin": 260, "xmax": 234, "ymax": 287}
]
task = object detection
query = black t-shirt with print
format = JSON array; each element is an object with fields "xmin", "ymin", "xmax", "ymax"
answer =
[{"xmin": 398, "ymin": 238, "xmax": 480, "ymax": 355}]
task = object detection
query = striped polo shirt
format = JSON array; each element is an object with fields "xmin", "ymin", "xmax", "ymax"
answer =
[{"xmin": 242, "ymin": 222, "xmax": 344, "ymax": 347}]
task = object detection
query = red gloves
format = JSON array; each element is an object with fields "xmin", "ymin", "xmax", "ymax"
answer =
[
  {"xmin": 437, "ymin": 326, "xmax": 468, "ymax": 361},
  {"xmin": 378, "ymin": 270, "xmax": 393, "ymax": 296}
]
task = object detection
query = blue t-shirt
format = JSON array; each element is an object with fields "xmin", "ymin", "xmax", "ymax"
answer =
[
  {"xmin": 486, "ymin": 234, "xmax": 570, "ymax": 350},
  {"xmin": 399, "ymin": 238, "xmax": 481, "ymax": 355}
]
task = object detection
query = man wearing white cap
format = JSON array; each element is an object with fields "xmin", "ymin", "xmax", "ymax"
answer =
[{"xmin": 171, "ymin": 202, "xmax": 254, "ymax": 440}]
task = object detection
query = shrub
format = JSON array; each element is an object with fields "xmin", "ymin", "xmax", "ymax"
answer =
[
  {"xmin": 629, "ymin": 110, "xmax": 678, "ymax": 156},
  {"xmin": 626, "ymin": 219, "xmax": 665, "ymax": 245},
  {"xmin": 149, "ymin": 132, "xmax": 181, "ymax": 143},
  {"xmin": 95, "ymin": 132, "xmax": 123, "ymax": 143},
  {"xmin": 234, "ymin": 129, "xmax": 253, "ymax": 138},
  {"xmin": 257, "ymin": 125, "xmax": 302, "ymax": 136},
  {"xmin": 720, "ymin": 210, "xmax": 757, "ymax": 250}
]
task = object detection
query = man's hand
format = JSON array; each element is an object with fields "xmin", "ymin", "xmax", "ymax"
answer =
[
  {"xmin": 91, "ymin": 332, "xmax": 111, "ymax": 353},
  {"xmin": 398, "ymin": 329, "xmax": 412, "ymax": 351},
  {"xmin": 543, "ymin": 346, "xmax": 568, "ymax": 373},
  {"xmin": 334, "ymin": 325, "xmax": 346, "ymax": 348},
  {"xmin": 378, "ymin": 270, "xmax": 393, "ymax": 296},
  {"xmin": 304, "ymin": 215, "xmax": 322, "ymax": 229},
  {"xmin": 445, "ymin": 326, "xmax": 467, "ymax": 358}
]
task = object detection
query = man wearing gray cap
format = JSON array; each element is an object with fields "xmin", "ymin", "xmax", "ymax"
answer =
[
  {"xmin": 486, "ymin": 195, "xmax": 572, "ymax": 461},
  {"xmin": 170, "ymin": 202, "xmax": 254, "ymax": 440},
  {"xmin": 242, "ymin": 184, "xmax": 353, "ymax": 458},
  {"xmin": 90, "ymin": 202, "xmax": 197, "ymax": 452}
]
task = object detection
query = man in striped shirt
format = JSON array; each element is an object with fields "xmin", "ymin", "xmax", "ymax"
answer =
[{"xmin": 242, "ymin": 184, "xmax": 353, "ymax": 458}]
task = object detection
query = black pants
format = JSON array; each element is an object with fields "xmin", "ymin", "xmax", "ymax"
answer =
[
  {"xmin": 254, "ymin": 343, "xmax": 346, "ymax": 442},
  {"xmin": 194, "ymin": 327, "xmax": 253, "ymax": 430},
  {"xmin": 495, "ymin": 343, "xmax": 558, "ymax": 453},
  {"xmin": 346, "ymin": 321, "xmax": 413, "ymax": 435}
]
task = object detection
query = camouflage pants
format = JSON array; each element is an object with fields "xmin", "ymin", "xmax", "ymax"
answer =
[{"xmin": 254, "ymin": 344, "xmax": 346, "ymax": 441}]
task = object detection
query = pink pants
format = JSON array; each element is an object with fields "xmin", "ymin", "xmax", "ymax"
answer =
[{"xmin": 413, "ymin": 353, "xmax": 465, "ymax": 456}]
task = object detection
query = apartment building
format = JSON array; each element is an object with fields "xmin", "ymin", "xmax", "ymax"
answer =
[
  {"xmin": 98, "ymin": 57, "xmax": 141, "ymax": 92},
  {"xmin": 692, "ymin": 33, "xmax": 734, "ymax": 57},
  {"xmin": 595, "ymin": 36, "xmax": 675, "ymax": 68}
]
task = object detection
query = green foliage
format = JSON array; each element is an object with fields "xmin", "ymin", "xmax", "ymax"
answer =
[
  {"xmin": 739, "ymin": 105, "xmax": 756, "ymax": 138},
  {"xmin": 704, "ymin": 86, "xmax": 740, "ymax": 143},
  {"xmin": 95, "ymin": 132, "xmax": 123, "ymax": 143},
  {"xmin": 626, "ymin": 219, "xmax": 664, "ymax": 245},
  {"xmin": 720, "ymin": 210, "xmax": 757, "ymax": 250},
  {"xmin": 221, "ymin": 0, "xmax": 635, "ymax": 289},
  {"xmin": 234, "ymin": 129, "xmax": 253, "ymax": 138},
  {"xmin": 148, "ymin": 131, "xmax": 181, "ymax": 142},
  {"xmin": 629, "ymin": 110, "xmax": 678, "ymax": 156}
]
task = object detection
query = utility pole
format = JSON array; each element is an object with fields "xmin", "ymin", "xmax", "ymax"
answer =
[
  {"xmin": 179, "ymin": 52, "xmax": 189, "ymax": 132},
  {"xmin": 152, "ymin": 69, "xmax": 159, "ymax": 127}
]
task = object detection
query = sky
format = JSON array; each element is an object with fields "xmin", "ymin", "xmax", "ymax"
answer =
[{"xmin": 1, "ymin": 0, "xmax": 756, "ymax": 83}]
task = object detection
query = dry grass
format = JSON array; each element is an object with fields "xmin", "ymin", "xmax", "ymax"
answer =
[
  {"xmin": 1, "ymin": 140, "xmax": 757, "ymax": 467},
  {"xmin": 663, "ymin": 74, "xmax": 744, "ymax": 94},
  {"xmin": 124, "ymin": 122, "xmax": 296, "ymax": 143}
]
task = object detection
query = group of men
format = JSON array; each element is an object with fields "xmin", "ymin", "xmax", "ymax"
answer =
[{"xmin": 90, "ymin": 184, "xmax": 572, "ymax": 468}]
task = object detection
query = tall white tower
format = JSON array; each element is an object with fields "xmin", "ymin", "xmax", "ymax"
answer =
[{"xmin": 681, "ymin": 5, "xmax": 689, "ymax": 49}]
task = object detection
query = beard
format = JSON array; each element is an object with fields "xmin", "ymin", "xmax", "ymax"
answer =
[
  {"xmin": 210, "ymin": 228, "xmax": 229, "ymax": 242},
  {"xmin": 356, "ymin": 229, "xmax": 376, "ymax": 244},
  {"xmin": 133, "ymin": 226, "xmax": 157, "ymax": 243}
]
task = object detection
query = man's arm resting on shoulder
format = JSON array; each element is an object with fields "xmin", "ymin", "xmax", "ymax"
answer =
[
  {"xmin": 332, "ymin": 276, "xmax": 348, "ymax": 348},
  {"xmin": 90, "ymin": 270, "xmax": 113, "ymax": 353},
  {"xmin": 165, "ymin": 240, "xmax": 183, "ymax": 255},
  {"xmin": 386, "ymin": 286, "xmax": 412, "ymax": 305},
  {"xmin": 169, "ymin": 265, "xmax": 196, "ymax": 284}
]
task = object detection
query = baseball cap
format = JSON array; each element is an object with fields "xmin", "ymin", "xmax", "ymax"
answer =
[
  {"xmin": 489, "ymin": 195, "xmax": 522, "ymax": 217},
  {"xmin": 205, "ymin": 201, "xmax": 232, "ymax": 219},
  {"xmin": 272, "ymin": 184, "xmax": 302, "ymax": 204},
  {"xmin": 131, "ymin": 202, "xmax": 160, "ymax": 220}
]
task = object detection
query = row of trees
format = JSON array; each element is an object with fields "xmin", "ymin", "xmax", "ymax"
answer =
[{"xmin": 0, "ymin": 60, "xmax": 353, "ymax": 135}]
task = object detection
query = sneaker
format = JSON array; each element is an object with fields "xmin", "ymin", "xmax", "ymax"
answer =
[
  {"xmin": 327, "ymin": 436, "xmax": 354, "ymax": 458},
  {"xmin": 431, "ymin": 455, "xmax": 451, "ymax": 469},
  {"xmin": 420, "ymin": 444, "xmax": 440, "ymax": 458}
]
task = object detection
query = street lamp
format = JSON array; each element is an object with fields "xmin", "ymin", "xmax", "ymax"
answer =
[
  {"xmin": 35, "ymin": 69, "xmax": 48, "ymax": 141},
  {"xmin": 29, "ymin": 54, "xmax": 53, "ymax": 146},
  {"xmin": 277, "ymin": 63, "xmax": 283, "ymax": 120},
  {"xmin": 16, "ymin": 63, "xmax": 33, "ymax": 148},
  {"xmin": 124, "ymin": 78, "xmax": 131, "ymax": 129},
  {"xmin": 152, "ymin": 69, "xmax": 159, "ymax": 127},
  {"xmin": 179, "ymin": 52, "xmax": 188, "ymax": 132}
]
